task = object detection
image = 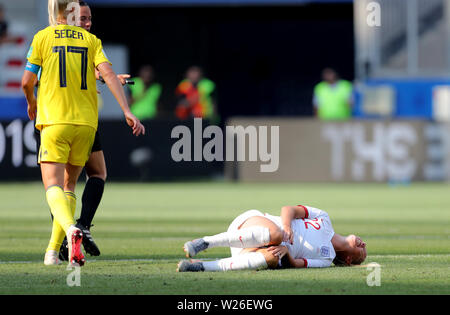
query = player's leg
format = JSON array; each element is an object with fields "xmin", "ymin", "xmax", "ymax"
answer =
[
  {"xmin": 45, "ymin": 190, "xmax": 77, "ymax": 265},
  {"xmin": 78, "ymin": 151, "xmax": 106, "ymax": 256},
  {"xmin": 36, "ymin": 126, "xmax": 64, "ymax": 265},
  {"xmin": 61, "ymin": 125, "xmax": 95, "ymax": 266},
  {"xmin": 45, "ymin": 162, "xmax": 79, "ymax": 263},
  {"xmin": 64, "ymin": 125, "xmax": 96, "ymax": 265},
  {"xmin": 37, "ymin": 126, "xmax": 66, "ymax": 263},
  {"xmin": 57, "ymin": 137, "xmax": 105, "ymax": 257},
  {"xmin": 61, "ymin": 162, "xmax": 86, "ymax": 266},
  {"xmin": 76, "ymin": 131, "xmax": 105, "ymax": 256},
  {"xmin": 177, "ymin": 248, "xmax": 279, "ymax": 272},
  {"xmin": 183, "ymin": 210, "xmax": 283, "ymax": 257},
  {"xmin": 80, "ymin": 150, "xmax": 106, "ymax": 228},
  {"xmin": 79, "ymin": 130, "xmax": 106, "ymax": 228},
  {"xmin": 36, "ymin": 127, "xmax": 59, "ymax": 227},
  {"xmin": 41, "ymin": 161, "xmax": 84, "ymax": 265},
  {"xmin": 40, "ymin": 162, "xmax": 75, "ymax": 235},
  {"xmin": 39, "ymin": 125, "xmax": 76, "ymax": 231}
]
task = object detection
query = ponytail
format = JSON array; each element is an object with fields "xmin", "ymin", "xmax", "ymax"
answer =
[{"xmin": 48, "ymin": 0, "xmax": 58, "ymax": 26}]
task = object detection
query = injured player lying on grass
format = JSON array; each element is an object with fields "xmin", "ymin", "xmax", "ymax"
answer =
[{"xmin": 177, "ymin": 205, "xmax": 367, "ymax": 272}]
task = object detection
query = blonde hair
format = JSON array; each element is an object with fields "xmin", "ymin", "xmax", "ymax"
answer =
[{"xmin": 48, "ymin": 0, "xmax": 79, "ymax": 26}]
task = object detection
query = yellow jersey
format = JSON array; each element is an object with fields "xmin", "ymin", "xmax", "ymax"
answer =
[{"xmin": 27, "ymin": 25, "xmax": 110, "ymax": 131}]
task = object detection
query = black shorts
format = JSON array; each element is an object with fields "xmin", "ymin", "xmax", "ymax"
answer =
[
  {"xmin": 34, "ymin": 127, "xmax": 102, "ymax": 164},
  {"xmin": 34, "ymin": 126, "xmax": 41, "ymax": 155},
  {"xmin": 91, "ymin": 130, "xmax": 102, "ymax": 153}
]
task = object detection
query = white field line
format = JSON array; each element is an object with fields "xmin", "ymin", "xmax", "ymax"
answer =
[{"xmin": 0, "ymin": 254, "xmax": 449, "ymax": 265}]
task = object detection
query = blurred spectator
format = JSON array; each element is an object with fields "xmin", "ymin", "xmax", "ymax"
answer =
[
  {"xmin": 175, "ymin": 66, "xmax": 217, "ymax": 121},
  {"xmin": 128, "ymin": 65, "xmax": 162, "ymax": 120},
  {"xmin": 0, "ymin": 5, "xmax": 9, "ymax": 44},
  {"xmin": 313, "ymin": 68, "xmax": 353, "ymax": 120},
  {"xmin": 0, "ymin": 5, "xmax": 22, "ymax": 45}
]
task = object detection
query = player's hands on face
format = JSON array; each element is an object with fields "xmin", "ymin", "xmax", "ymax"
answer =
[
  {"xmin": 124, "ymin": 111, "xmax": 145, "ymax": 136},
  {"xmin": 268, "ymin": 245, "xmax": 288, "ymax": 259},
  {"xmin": 27, "ymin": 98, "xmax": 37, "ymax": 120},
  {"xmin": 282, "ymin": 226, "xmax": 294, "ymax": 245},
  {"xmin": 117, "ymin": 74, "xmax": 131, "ymax": 86}
]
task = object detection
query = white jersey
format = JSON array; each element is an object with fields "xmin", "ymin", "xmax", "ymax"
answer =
[{"xmin": 264, "ymin": 205, "xmax": 336, "ymax": 268}]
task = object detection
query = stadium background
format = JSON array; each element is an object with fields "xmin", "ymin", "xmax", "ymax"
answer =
[{"xmin": 0, "ymin": 0, "xmax": 449, "ymax": 182}]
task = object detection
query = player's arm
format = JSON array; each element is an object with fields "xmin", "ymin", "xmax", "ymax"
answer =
[
  {"xmin": 116, "ymin": 74, "xmax": 131, "ymax": 85},
  {"xmin": 279, "ymin": 252, "xmax": 331, "ymax": 269},
  {"xmin": 21, "ymin": 63, "xmax": 39, "ymax": 120},
  {"xmin": 275, "ymin": 248, "xmax": 306, "ymax": 269},
  {"xmin": 266, "ymin": 245, "xmax": 306, "ymax": 269},
  {"xmin": 96, "ymin": 62, "xmax": 145, "ymax": 136},
  {"xmin": 282, "ymin": 257, "xmax": 331, "ymax": 268},
  {"xmin": 287, "ymin": 258, "xmax": 307, "ymax": 268},
  {"xmin": 302, "ymin": 259, "xmax": 332, "ymax": 268},
  {"xmin": 280, "ymin": 205, "xmax": 308, "ymax": 244},
  {"xmin": 283, "ymin": 205, "xmax": 326, "ymax": 220},
  {"xmin": 281, "ymin": 205, "xmax": 308, "ymax": 220},
  {"xmin": 96, "ymin": 69, "xmax": 130, "ymax": 86}
]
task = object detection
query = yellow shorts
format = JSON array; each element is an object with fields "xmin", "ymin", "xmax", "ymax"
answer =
[{"xmin": 39, "ymin": 124, "xmax": 96, "ymax": 166}]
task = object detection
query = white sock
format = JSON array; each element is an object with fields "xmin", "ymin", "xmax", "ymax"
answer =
[
  {"xmin": 203, "ymin": 226, "xmax": 270, "ymax": 249},
  {"xmin": 202, "ymin": 252, "xmax": 268, "ymax": 272}
]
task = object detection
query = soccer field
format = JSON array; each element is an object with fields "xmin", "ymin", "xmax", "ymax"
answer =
[{"xmin": 0, "ymin": 181, "xmax": 449, "ymax": 295}]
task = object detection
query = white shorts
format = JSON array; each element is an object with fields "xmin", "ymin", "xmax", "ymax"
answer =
[{"xmin": 227, "ymin": 210, "xmax": 266, "ymax": 257}]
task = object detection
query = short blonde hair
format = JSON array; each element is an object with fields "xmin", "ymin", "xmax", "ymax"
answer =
[{"xmin": 48, "ymin": 0, "xmax": 79, "ymax": 26}]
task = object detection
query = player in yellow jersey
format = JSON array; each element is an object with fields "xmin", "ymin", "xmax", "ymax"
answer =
[
  {"xmin": 34, "ymin": 1, "xmax": 132, "ymax": 264},
  {"xmin": 21, "ymin": 0, "xmax": 145, "ymax": 267}
]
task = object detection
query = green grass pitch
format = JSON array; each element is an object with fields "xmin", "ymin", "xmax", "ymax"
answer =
[{"xmin": 0, "ymin": 181, "xmax": 449, "ymax": 295}]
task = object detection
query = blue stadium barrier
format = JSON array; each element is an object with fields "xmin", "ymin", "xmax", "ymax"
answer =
[
  {"xmin": 354, "ymin": 78, "xmax": 450, "ymax": 119},
  {"xmin": 0, "ymin": 96, "xmax": 29, "ymax": 120}
]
